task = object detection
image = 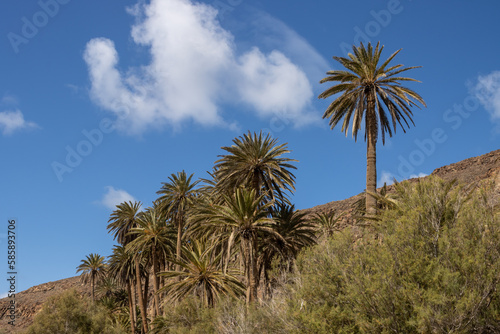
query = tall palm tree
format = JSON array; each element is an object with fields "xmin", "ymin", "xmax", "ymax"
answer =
[
  {"xmin": 319, "ymin": 42, "xmax": 425, "ymax": 215},
  {"xmin": 107, "ymin": 201, "xmax": 149, "ymax": 334},
  {"xmin": 76, "ymin": 253, "xmax": 107, "ymax": 303},
  {"xmin": 158, "ymin": 239, "xmax": 245, "ymax": 308},
  {"xmin": 214, "ymin": 131, "xmax": 297, "ymax": 205},
  {"xmin": 108, "ymin": 245, "xmax": 138, "ymax": 334},
  {"xmin": 127, "ymin": 205, "xmax": 176, "ymax": 317},
  {"xmin": 157, "ymin": 171, "xmax": 200, "ymax": 272},
  {"xmin": 192, "ymin": 188, "xmax": 278, "ymax": 304}
]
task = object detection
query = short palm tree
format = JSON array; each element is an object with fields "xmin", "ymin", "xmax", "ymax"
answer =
[
  {"xmin": 263, "ymin": 205, "xmax": 316, "ymax": 271},
  {"xmin": 106, "ymin": 200, "xmax": 148, "ymax": 333},
  {"xmin": 157, "ymin": 171, "xmax": 200, "ymax": 270},
  {"xmin": 76, "ymin": 253, "xmax": 107, "ymax": 303},
  {"xmin": 319, "ymin": 42, "xmax": 425, "ymax": 215},
  {"xmin": 352, "ymin": 182, "xmax": 399, "ymax": 218},
  {"xmin": 192, "ymin": 188, "xmax": 278, "ymax": 304},
  {"xmin": 312, "ymin": 210, "xmax": 346, "ymax": 238},
  {"xmin": 127, "ymin": 205, "xmax": 176, "ymax": 317},
  {"xmin": 108, "ymin": 245, "xmax": 139, "ymax": 334},
  {"xmin": 259, "ymin": 205, "xmax": 316, "ymax": 298},
  {"xmin": 158, "ymin": 239, "xmax": 245, "ymax": 308},
  {"xmin": 214, "ymin": 131, "xmax": 297, "ymax": 205}
]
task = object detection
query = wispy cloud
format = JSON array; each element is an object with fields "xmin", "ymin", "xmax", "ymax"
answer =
[
  {"xmin": 472, "ymin": 70, "xmax": 500, "ymax": 121},
  {"xmin": 0, "ymin": 109, "xmax": 38, "ymax": 136},
  {"xmin": 100, "ymin": 186, "xmax": 136, "ymax": 210},
  {"xmin": 242, "ymin": 10, "xmax": 329, "ymax": 87},
  {"xmin": 84, "ymin": 0, "xmax": 321, "ymax": 135},
  {"xmin": 1, "ymin": 94, "xmax": 18, "ymax": 105}
]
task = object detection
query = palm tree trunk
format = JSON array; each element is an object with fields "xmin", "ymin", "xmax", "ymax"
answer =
[
  {"xmin": 91, "ymin": 274, "xmax": 95, "ymax": 303},
  {"xmin": 252, "ymin": 174, "xmax": 261, "ymax": 197},
  {"xmin": 131, "ymin": 281, "xmax": 137, "ymax": 326},
  {"xmin": 135, "ymin": 256, "xmax": 148, "ymax": 334},
  {"xmin": 151, "ymin": 246, "xmax": 161, "ymax": 317},
  {"xmin": 176, "ymin": 221, "xmax": 182, "ymax": 265},
  {"xmin": 250, "ymin": 237, "xmax": 258, "ymax": 303},
  {"xmin": 143, "ymin": 274, "xmax": 149, "ymax": 315},
  {"xmin": 366, "ymin": 135, "xmax": 377, "ymax": 215},
  {"xmin": 176, "ymin": 210, "xmax": 183, "ymax": 278},
  {"xmin": 243, "ymin": 236, "xmax": 258, "ymax": 304},
  {"xmin": 160, "ymin": 259, "xmax": 165, "ymax": 289},
  {"xmin": 264, "ymin": 268, "xmax": 271, "ymax": 300},
  {"xmin": 366, "ymin": 94, "xmax": 377, "ymax": 215},
  {"xmin": 224, "ymin": 229, "xmax": 236, "ymax": 275},
  {"xmin": 127, "ymin": 281, "xmax": 136, "ymax": 334}
]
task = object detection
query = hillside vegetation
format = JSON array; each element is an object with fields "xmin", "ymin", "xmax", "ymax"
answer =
[{"xmin": 0, "ymin": 149, "xmax": 498, "ymax": 334}]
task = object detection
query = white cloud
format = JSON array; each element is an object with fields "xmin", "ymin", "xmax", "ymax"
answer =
[
  {"xmin": 101, "ymin": 186, "xmax": 136, "ymax": 210},
  {"xmin": 410, "ymin": 172, "xmax": 428, "ymax": 179},
  {"xmin": 0, "ymin": 109, "xmax": 38, "ymax": 135},
  {"xmin": 84, "ymin": 0, "xmax": 320, "ymax": 135},
  {"xmin": 473, "ymin": 71, "xmax": 500, "ymax": 121},
  {"xmin": 237, "ymin": 48, "xmax": 312, "ymax": 116}
]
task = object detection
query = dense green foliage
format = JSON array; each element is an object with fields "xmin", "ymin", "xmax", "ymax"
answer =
[
  {"xmin": 291, "ymin": 178, "xmax": 500, "ymax": 333},
  {"xmin": 25, "ymin": 289, "xmax": 126, "ymax": 334}
]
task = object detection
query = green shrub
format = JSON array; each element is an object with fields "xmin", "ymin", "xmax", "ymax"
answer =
[
  {"xmin": 290, "ymin": 178, "xmax": 500, "ymax": 333},
  {"xmin": 25, "ymin": 289, "xmax": 126, "ymax": 334},
  {"xmin": 151, "ymin": 296, "xmax": 216, "ymax": 334},
  {"xmin": 151, "ymin": 293, "xmax": 297, "ymax": 334}
]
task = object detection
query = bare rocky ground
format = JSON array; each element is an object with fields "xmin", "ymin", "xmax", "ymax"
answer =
[{"xmin": 0, "ymin": 149, "xmax": 498, "ymax": 333}]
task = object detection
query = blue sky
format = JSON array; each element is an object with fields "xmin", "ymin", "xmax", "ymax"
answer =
[{"xmin": 1, "ymin": 0, "xmax": 499, "ymax": 293}]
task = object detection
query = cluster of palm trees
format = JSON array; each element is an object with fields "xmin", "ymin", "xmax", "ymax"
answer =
[
  {"xmin": 77, "ymin": 131, "xmax": 318, "ymax": 333},
  {"xmin": 76, "ymin": 41, "xmax": 425, "ymax": 333}
]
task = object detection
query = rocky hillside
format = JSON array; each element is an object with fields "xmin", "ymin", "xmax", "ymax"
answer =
[
  {"xmin": 1, "ymin": 149, "xmax": 498, "ymax": 333},
  {"xmin": 303, "ymin": 149, "xmax": 500, "ymax": 226},
  {"xmin": 0, "ymin": 276, "xmax": 91, "ymax": 333}
]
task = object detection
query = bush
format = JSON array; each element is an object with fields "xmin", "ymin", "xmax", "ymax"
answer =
[
  {"xmin": 290, "ymin": 178, "xmax": 500, "ymax": 333},
  {"xmin": 151, "ymin": 292, "xmax": 297, "ymax": 334},
  {"xmin": 151, "ymin": 296, "xmax": 216, "ymax": 334},
  {"xmin": 26, "ymin": 289, "xmax": 126, "ymax": 334}
]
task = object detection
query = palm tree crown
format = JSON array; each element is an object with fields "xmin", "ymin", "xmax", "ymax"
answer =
[
  {"xmin": 191, "ymin": 188, "xmax": 278, "ymax": 304},
  {"xmin": 214, "ymin": 131, "xmax": 297, "ymax": 205},
  {"xmin": 157, "ymin": 170, "xmax": 200, "ymax": 274},
  {"xmin": 107, "ymin": 201, "xmax": 142, "ymax": 246},
  {"xmin": 319, "ymin": 41, "xmax": 425, "ymax": 143},
  {"xmin": 76, "ymin": 253, "xmax": 107, "ymax": 302},
  {"xmin": 319, "ymin": 42, "xmax": 425, "ymax": 214},
  {"xmin": 159, "ymin": 239, "xmax": 245, "ymax": 308}
]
